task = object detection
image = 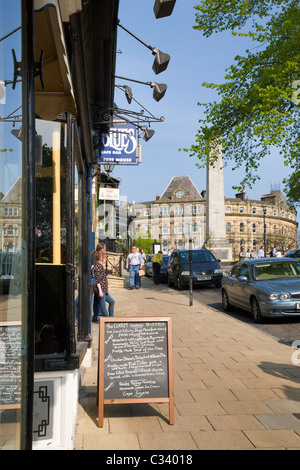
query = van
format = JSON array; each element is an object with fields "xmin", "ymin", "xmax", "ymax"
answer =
[{"xmin": 167, "ymin": 249, "xmax": 223, "ymax": 289}]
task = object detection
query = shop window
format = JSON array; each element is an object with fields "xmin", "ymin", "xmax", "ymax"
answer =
[
  {"xmin": 35, "ymin": 120, "xmax": 68, "ymax": 355},
  {"xmin": 0, "ymin": 0, "xmax": 24, "ymax": 449}
]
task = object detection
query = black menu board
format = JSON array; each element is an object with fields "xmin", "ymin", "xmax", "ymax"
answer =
[
  {"xmin": 0, "ymin": 322, "xmax": 22, "ymax": 409},
  {"xmin": 98, "ymin": 317, "xmax": 174, "ymax": 427}
]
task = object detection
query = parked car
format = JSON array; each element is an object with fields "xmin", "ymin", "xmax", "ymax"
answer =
[
  {"xmin": 285, "ymin": 249, "xmax": 300, "ymax": 259},
  {"xmin": 221, "ymin": 258, "xmax": 300, "ymax": 323},
  {"xmin": 144, "ymin": 254, "xmax": 153, "ymax": 277},
  {"xmin": 167, "ymin": 249, "xmax": 223, "ymax": 289}
]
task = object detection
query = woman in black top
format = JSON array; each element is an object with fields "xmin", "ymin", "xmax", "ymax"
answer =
[{"xmin": 93, "ymin": 252, "xmax": 115, "ymax": 320}]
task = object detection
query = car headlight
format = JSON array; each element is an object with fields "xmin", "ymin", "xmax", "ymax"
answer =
[
  {"xmin": 214, "ymin": 269, "xmax": 222, "ymax": 274},
  {"xmin": 269, "ymin": 292, "xmax": 291, "ymax": 300},
  {"xmin": 280, "ymin": 293, "xmax": 291, "ymax": 300}
]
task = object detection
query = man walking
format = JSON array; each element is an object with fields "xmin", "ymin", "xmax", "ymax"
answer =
[{"xmin": 126, "ymin": 246, "xmax": 144, "ymax": 289}]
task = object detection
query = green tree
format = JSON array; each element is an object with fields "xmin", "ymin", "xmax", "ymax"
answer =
[{"xmin": 183, "ymin": 0, "xmax": 300, "ymax": 205}]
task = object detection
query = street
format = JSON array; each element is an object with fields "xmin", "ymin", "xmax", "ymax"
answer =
[
  {"xmin": 178, "ymin": 284, "xmax": 300, "ymax": 347},
  {"xmin": 141, "ymin": 275, "xmax": 300, "ymax": 347}
]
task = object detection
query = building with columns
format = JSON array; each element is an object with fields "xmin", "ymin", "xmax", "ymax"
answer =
[{"xmin": 129, "ymin": 175, "xmax": 298, "ymax": 261}]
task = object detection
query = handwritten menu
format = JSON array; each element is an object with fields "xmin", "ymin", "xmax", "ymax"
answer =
[
  {"xmin": 0, "ymin": 323, "xmax": 22, "ymax": 408},
  {"xmin": 103, "ymin": 321, "xmax": 169, "ymax": 400}
]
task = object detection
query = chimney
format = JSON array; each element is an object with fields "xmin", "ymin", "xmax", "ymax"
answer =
[
  {"xmin": 156, "ymin": 195, "xmax": 160, "ymax": 200},
  {"xmin": 235, "ymin": 190, "xmax": 246, "ymax": 201}
]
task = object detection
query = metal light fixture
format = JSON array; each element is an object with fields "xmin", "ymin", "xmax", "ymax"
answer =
[
  {"xmin": 117, "ymin": 20, "xmax": 170, "ymax": 75},
  {"xmin": 104, "ymin": 163, "xmax": 115, "ymax": 174},
  {"xmin": 141, "ymin": 127, "xmax": 155, "ymax": 142},
  {"xmin": 153, "ymin": 0, "xmax": 177, "ymax": 18},
  {"xmin": 115, "ymin": 75, "xmax": 167, "ymax": 102}
]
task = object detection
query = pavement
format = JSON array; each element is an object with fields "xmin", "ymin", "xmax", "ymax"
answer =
[{"xmin": 75, "ymin": 274, "xmax": 300, "ymax": 450}]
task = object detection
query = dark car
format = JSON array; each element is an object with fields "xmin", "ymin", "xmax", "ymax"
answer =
[
  {"xmin": 167, "ymin": 249, "xmax": 223, "ymax": 289},
  {"xmin": 285, "ymin": 249, "xmax": 300, "ymax": 259},
  {"xmin": 221, "ymin": 258, "xmax": 300, "ymax": 323}
]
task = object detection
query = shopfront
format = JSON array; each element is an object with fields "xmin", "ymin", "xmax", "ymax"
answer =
[{"xmin": 0, "ymin": 0, "xmax": 119, "ymax": 450}]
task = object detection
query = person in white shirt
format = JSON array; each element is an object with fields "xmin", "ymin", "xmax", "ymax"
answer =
[
  {"xmin": 257, "ymin": 246, "xmax": 264, "ymax": 258},
  {"xmin": 126, "ymin": 246, "xmax": 144, "ymax": 289}
]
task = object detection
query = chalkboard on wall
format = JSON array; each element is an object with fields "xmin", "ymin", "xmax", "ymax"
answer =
[
  {"xmin": 0, "ymin": 321, "xmax": 22, "ymax": 409},
  {"xmin": 98, "ymin": 317, "xmax": 174, "ymax": 428}
]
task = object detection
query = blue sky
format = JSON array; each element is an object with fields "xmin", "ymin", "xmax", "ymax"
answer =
[{"xmin": 113, "ymin": 0, "xmax": 295, "ymax": 214}]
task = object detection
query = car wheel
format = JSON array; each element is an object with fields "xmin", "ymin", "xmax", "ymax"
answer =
[
  {"xmin": 251, "ymin": 297, "xmax": 263, "ymax": 323},
  {"xmin": 168, "ymin": 274, "xmax": 174, "ymax": 287},
  {"xmin": 177, "ymin": 275, "xmax": 183, "ymax": 290},
  {"xmin": 222, "ymin": 289, "xmax": 230, "ymax": 312}
]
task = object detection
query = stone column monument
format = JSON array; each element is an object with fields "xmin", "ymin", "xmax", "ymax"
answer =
[{"xmin": 206, "ymin": 142, "xmax": 232, "ymax": 262}]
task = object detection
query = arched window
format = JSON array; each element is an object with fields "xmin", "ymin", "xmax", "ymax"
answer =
[{"xmin": 177, "ymin": 239, "xmax": 183, "ymax": 249}]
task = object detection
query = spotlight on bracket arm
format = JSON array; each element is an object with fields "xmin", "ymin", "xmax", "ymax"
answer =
[
  {"xmin": 115, "ymin": 75, "xmax": 167, "ymax": 102},
  {"xmin": 141, "ymin": 127, "xmax": 155, "ymax": 141},
  {"xmin": 117, "ymin": 20, "xmax": 170, "ymax": 74},
  {"xmin": 153, "ymin": 0, "xmax": 177, "ymax": 19}
]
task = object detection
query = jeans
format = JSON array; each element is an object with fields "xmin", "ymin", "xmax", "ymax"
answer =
[
  {"xmin": 94, "ymin": 291, "xmax": 115, "ymax": 317},
  {"xmin": 129, "ymin": 264, "xmax": 141, "ymax": 288}
]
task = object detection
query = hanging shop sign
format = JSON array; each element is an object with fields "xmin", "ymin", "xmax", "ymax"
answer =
[
  {"xmin": 99, "ymin": 187, "xmax": 120, "ymax": 200},
  {"xmin": 98, "ymin": 123, "xmax": 140, "ymax": 165}
]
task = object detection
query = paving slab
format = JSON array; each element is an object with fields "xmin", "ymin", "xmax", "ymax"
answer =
[{"xmin": 75, "ymin": 275, "xmax": 300, "ymax": 450}]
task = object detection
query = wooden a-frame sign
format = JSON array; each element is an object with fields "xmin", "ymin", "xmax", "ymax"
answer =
[{"xmin": 97, "ymin": 316, "xmax": 174, "ymax": 428}]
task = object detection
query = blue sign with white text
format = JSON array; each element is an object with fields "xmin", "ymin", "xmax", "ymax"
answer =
[{"xmin": 98, "ymin": 123, "xmax": 138, "ymax": 165}]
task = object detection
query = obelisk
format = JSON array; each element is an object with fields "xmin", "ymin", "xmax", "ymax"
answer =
[{"xmin": 206, "ymin": 142, "xmax": 232, "ymax": 261}]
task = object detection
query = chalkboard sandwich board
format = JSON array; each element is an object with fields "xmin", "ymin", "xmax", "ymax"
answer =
[
  {"xmin": 0, "ymin": 321, "xmax": 22, "ymax": 410},
  {"xmin": 98, "ymin": 316, "xmax": 174, "ymax": 428}
]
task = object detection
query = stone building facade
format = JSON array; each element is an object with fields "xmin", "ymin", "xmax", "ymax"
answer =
[{"xmin": 129, "ymin": 176, "xmax": 298, "ymax": 261}]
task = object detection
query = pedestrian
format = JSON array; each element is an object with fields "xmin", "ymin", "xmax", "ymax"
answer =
[
  {"xmin": 151, "ymin": 251, "xmax": 166, "ymax": 285},
  {"xmin": 126, "ymin": 246, "xmax": 144, "ymax": 289},
  {"xmin": 91, "ymin": 242, "xmax": 106, "ymax": 319},
  {"xmin": 257, "ymin": 246, "xmax": 264, "ymax": 258},
  {"xmin": 270, "ymin": 246, "xmax": 277, "ymax": 257},
  {"xmin": 92, "ymin": 252, "xmax": 115, "ymax": 320},
  {"xmin": 91, "ymin": 242, "xmax": 106, "ymax": 267},
  {"xmin": 276, "ymin": 248, "xmax": 282, "ymax": 257}
]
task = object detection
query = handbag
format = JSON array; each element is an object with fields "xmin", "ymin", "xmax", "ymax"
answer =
[{"xmin": 138, "ymin": 268, "xmax": 145, "ymax": 277}]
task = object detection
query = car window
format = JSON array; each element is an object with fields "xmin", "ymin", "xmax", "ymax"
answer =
[
  {"xmin": 179, "ymin": 251, "xmax": 216, "ymax": 263},
  {"xmin": 230, "ymin": 265, "xmax": 241, "ymax": 277},
  {"xmin": 254, "ymin": 261, "xmax": 300, "ymax": 280},
  {"xmin": 239, "ymin": 263, "xmax": 250, "ymax": 279}
]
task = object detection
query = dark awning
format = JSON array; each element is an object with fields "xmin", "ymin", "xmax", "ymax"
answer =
[{"xmin": 34, "ymin": 0, "xmax": 77, "ymax": 120}]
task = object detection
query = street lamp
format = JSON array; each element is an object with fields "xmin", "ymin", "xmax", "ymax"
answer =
[
  {"xmin": 262, "ymin": 206, "xmax": 267, "ymax": 255},
  {"xmin": 115, "ymin": 75, "xmax": 167, "ymax": 102},
  {"xmin": 104, "ymin": 164, "xmax": 115, "ymax": 174},
  {"xmin": 117, "ymin": 20, "xmax": 170, "ymax": 74},
  {"xmin": 186, "ymin": 223, "xmax": 193, "ymax": 306},
  {"xmin": 153, "ymin": 0, "xmax": 177, "ymax": 18}
]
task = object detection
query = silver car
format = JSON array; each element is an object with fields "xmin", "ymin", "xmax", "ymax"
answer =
[{"xmin": 221, "ymin": 258, "xmax": 300, "ymax": 323}]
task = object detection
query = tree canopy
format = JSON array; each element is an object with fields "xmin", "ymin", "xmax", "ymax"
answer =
[{"xmin": 183, "ymin": 0, "xmax": 300, "ymax": 205}]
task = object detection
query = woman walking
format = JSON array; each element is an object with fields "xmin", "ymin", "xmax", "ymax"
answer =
[{"xmin": 92, "ymin": 252, "xmax": 115, "ymax": 320}]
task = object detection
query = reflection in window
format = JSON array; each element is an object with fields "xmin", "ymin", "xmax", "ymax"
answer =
[{"xmin": 0, "ymin": 0, "xmax": 23, "ymax": 450}]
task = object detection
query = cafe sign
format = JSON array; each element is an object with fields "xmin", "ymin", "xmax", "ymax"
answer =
[{"xmin": 98, "ymin": 123, "xmax": 140, "ymax": 165}]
